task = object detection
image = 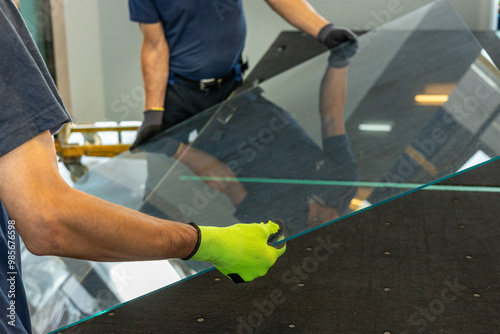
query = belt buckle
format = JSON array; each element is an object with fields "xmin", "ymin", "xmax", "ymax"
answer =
[{"xmin": 200, "ymin": 78, "xmax": 222, "ymax": 91}]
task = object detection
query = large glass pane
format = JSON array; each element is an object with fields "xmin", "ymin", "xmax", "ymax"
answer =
[{"xmin": 23, "ymin": 1, "xmax": 500, "ymax": 333}]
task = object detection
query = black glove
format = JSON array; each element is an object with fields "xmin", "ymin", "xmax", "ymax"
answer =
[
  {"xmin": 328, "ymin": 40, "xmax": 358, "ymax": 68},
  {"xmin": 129, "ymin": 109, "xmax": 164, "ymax": 151},
  {"xmin": 317, "ymin": 23, "xmax": 357, "ymax": 49}
]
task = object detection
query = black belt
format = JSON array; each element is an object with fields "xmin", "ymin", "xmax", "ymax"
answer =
[{"xmin": 174, "ymin": 69, "xmax": 236, "ymax": 92}]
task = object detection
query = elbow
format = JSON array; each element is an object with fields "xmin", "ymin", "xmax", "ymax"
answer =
[
  {"xmin": 23, "ymin": 240, "xmax": 49, "ymax": 257},
  {"xmin": 19, "ymin": 201, "xmax": 67, "ymax": 257},
  {"xmin": 143, "ymin": 39, "xmax": 167, "ymax": 54},
  {"xmin": 142, "ymin": 33, "xmax": 169, "ymax": 57}
]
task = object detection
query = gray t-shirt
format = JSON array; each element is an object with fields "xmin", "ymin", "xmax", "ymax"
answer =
[{"xmin": 0, "ymin": 0, "xmax": 71, "ymax": 332}]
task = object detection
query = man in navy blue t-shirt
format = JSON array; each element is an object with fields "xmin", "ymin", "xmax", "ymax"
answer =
[
  {"xmin": 128, "ymin": 0, "xmax": 357, "ymax": 149},
  {"xmin": 0, "ymin": 1, "xmax": 286, "ymax": 332}
]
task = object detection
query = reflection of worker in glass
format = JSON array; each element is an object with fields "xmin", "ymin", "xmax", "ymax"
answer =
[
  {"xmin": 0, "ymin": 3, "xmax": 287, "ymax": 331},
  {"xmin": 144, "ymin": 42, "xmax": 359, "ymax": 235},
  {"xmin": 128, "ymin": 0, "xmax": 357, "ymax": 150}
]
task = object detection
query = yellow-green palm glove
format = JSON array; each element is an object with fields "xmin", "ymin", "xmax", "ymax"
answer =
[{"xmin": 184, "ymin": 220, "xmax": 286, "ymax": 283}]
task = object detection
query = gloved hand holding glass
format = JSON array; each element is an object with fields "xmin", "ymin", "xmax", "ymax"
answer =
[{"xmin": 184, "ymin": 220, "xmax": 286, "ymax": 283}]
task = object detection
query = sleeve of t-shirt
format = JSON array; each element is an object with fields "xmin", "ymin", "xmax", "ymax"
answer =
[
  {"xmin": 0, "ymin": 2, "xmax": 71, "ymax": 158},
  {"xmin": 129, "ymin": 0, "xmax": 161, "ymax": 23}
]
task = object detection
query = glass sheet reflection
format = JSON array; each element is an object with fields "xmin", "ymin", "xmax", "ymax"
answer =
[{"xmin": 25, "ymin": 1, "xmax": 500, "ymax": 333}]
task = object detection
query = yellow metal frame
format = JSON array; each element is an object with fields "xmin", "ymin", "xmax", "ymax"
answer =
[{"xmin": 54, "ymin": 123, "xmax": 138, "ymax": 180}]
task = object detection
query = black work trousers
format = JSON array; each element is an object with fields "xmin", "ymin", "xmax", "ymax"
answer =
[{"xmin": 161, "ymin": 78, "xmax": 242, "ymax": 131}]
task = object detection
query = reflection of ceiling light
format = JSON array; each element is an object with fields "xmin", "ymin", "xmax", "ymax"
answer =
[
  {"xmin": 415, "ymin": 95, "xmax": 449, "ymax": 105},
  {"xmin": 358, "ymin": 123, "xmax": 392, "ymax": 132}
]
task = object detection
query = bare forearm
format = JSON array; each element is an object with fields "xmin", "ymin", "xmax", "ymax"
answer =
[
  {"xmin": 319, "ymin": 66, "xmax": 347, "ymax": 137},
  {"xmin": 49, "ymin": 187, "xmax": 198, "ymax": 261},
  {"xmin": 265, "ymin": 0, "xmax": 328, "ymax": 37},
  {"xmin": 141, "ymin": 38, "xmax": 169, "ymax": 110}
]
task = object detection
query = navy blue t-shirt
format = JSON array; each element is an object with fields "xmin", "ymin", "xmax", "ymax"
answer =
[
  {"xmin": 0, "ymin": 0, "xmax": 71, "ymax": 332},
  {"xmin": 129, "ymin": 0, "xmax": 246, "ymax": 80}
]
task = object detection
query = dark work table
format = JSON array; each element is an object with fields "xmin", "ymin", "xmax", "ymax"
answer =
[{"xmin": 57, "ymin": 157, "xmax": 500, "ymax": 334}]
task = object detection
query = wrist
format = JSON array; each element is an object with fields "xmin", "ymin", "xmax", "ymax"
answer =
[
  {"xmin": 317, "ymin": 23, "xmax": 334, "ymax": 43},
  {"xmin": 181, "ymin": 223, "xmax": 202, "ymax": 260},
  {"xmin": 142, "ymin": 109, "xmax": 164, "ymax": 125}
]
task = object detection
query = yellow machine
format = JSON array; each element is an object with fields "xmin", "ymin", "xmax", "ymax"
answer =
[{"xmin": 54, "ymin": 123, "xmax": 138, "ymax": 181}]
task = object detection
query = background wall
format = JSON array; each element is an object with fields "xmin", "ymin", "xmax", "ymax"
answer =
[
  {"xmin": 51, "ymin": 0, "xmax": 499, "ymax": 123},
  {"xmin": 51, "ymin": 0, "xmax": 142, "ymax": 123}
]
